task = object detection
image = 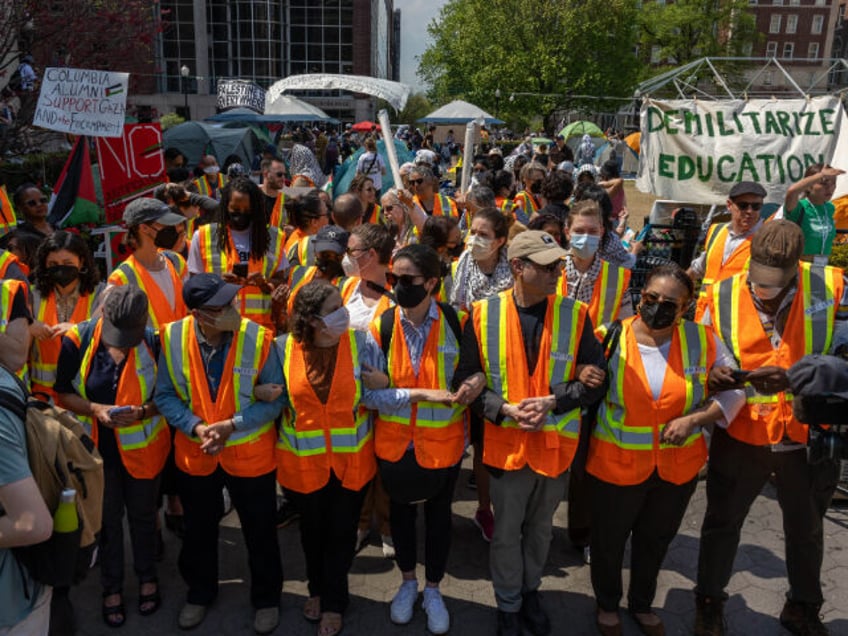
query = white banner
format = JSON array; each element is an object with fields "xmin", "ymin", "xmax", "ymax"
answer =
[
  {"xmin": 217, "ymin": 79, "xmax": 266, "ymax": 114},
  {"xmin": 636, "ymin": 97, "xmax": 847, "ymax": 204},
  {"xmin": 33, "ymin": 67, "xmax": 129, "ymax": 138}
]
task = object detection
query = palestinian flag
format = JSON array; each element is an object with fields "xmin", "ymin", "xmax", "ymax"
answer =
[{"xmin": 48, "ymin": 136, "xmax": 102, "ymax": 228}]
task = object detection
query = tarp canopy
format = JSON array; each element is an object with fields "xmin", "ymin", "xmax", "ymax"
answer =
[
  {"xmin": 418, "ymin": 100, "xmax": 504, "ymax": 125},
  {"xmin": 558, "ymin": 120, "xmax": 605, "ymax": 140},
  {"xmin": 207, "ymin": 104, "xmax": 335, "ymax": 124},
  {"xmin": 162, "ymin": 121, "xmax": 261, "ymax": 168},
  {"xmin": 333, "ymin": 138, "xmax": 414, "ymax": 198},
  {"xmin": 264, "ymin": 95, "xmax": 339, "ymax": 122},
  {"xmin": 624, "ymin": 131, "xmax": 641, "ymax": 154},
  {"xmin": 594, "ymin": 141, "xmax": 640, "ymax": 175},
  {"xmin": 267, "ymin": 74, "xmax": 411, "ymax": 111}
]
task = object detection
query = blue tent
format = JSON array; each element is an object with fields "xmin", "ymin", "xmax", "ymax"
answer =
[{"xmin": 333, "ymin": 139, "xmax": 414, "ymax": 198}]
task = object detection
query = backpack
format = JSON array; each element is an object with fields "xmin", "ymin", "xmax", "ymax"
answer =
[
  {"xmin": 0, "ymin": 368, "xmax": 104, "ymax": 588},
  {"xmin": 377, "ymin": 302, "xmax": 463, "ymax": 359}
]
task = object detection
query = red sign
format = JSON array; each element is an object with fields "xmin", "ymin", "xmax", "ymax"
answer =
[{"xmin": 96, "ymin": 123, "xmax": 166, "ymax": 222}]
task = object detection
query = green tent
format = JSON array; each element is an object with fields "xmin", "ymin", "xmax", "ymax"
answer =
[{"xmin": 558, "ymin": 120, "xmax": 605, "ymax": 140}]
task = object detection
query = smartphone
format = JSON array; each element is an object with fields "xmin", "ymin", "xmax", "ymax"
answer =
[
  {"xmin": 232, "ymin": 263, "xmax": 248, "ymax": 278},
  {"xmin": 108, "ymin": 405, "xmax": 134, "ymax": 417},
  {"xmin": 731, "ymin": 369, "xmax": 751, "ymax": 381},
  {"xmin": 635, "ymin": 223, "xmax": 653, "ymax": 242}
]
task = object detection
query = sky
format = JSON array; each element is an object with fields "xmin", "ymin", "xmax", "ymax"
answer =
[{"xmin": 395, "ymin": 0, "xmax": 446, "ymax": 93}]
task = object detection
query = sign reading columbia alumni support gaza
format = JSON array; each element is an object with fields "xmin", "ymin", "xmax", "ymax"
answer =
[
  {"xmin": 33, "ymin": 67, "xmax": 129, "ymax": 138},
  {"xmin": 636, "ymin": 97, "xmax": 847, "ymax": 203}
]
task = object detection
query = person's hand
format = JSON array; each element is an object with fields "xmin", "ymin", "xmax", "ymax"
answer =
[
  {"xmin": 109, "ymin": 405, "xmax": 142, "ymax": 428},
  {"xmin": 515, "ymin": 396, "xmax": 556, "ymax": 431},
  {"xmin": 52, "ymin": 322, "xmax": 75, "ymax": 337},
  {"xmin": 820, "ymin": 165, "xmax": 845, "ymax": 179},
  {"xmin": 91, "ymin": 403, "xmax": 116, "ymax": 428},
  {"xmin": 29, "ymin": 321, "xmax": 55, "ymax": 341},
  {"xmin": 271, "ymin": 283, "xmax": 290, "ymax": 304},
  {"xmin": 660, "ymin": 414, "xmax": 699, "ymax": 446},
  {"xmin": 362, "ymin": 363, "xmax": 390, "ymax": 390},
  {"xmin": 500, "ymin": 403, "xmax": 522, "ymax": 422},
  {"xmin": 221, "ymin": 271, "xmax": 243, "ymax": 284},
  {"xmin": 576, "ymin": 364, "xmax": 605, "ymax": 388},
  {"xmin": 254, "ymin": 383, "xmax": 283, "ymax": 402},
  {"xmin": 246, "ymin": 271, "xmax": 271, "ymax": 293},
  {"xmin": 708, "ymin": 366, "xmax": 742, "ymax": 392},
  {"xmin": 629, "ymin": 239, "xmax": 645, "ymax": 256},
  {"xmin": 453, "ymin": 372, "xmax": 486, "ymax": 405},
  {"xmin": 200, "ymin": 420, "xmax": 235, "ymax": 455},
  {"xmin": 397, "ymin": 188, "xmax": 414, "ymax": 206},
  {"xmin": 746, "ymin": 366, "xmax": 790, "ymax": 395}
]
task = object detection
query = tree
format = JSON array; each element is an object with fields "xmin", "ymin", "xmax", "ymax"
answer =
[
  {"xmin": 418, "ymin": 0, "xmax": 643, "ymax": 128},
  {"xmin": 395, "ymin": 93, "xmax": 433, "ymax": 127},
  {"xmin": 636, "ymin": 0, "xmax": 759, "ymax": 76}
]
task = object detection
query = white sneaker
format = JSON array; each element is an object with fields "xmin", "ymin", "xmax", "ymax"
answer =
[
  {"xmin": 422, "ymin": 587, "xmax": 450, "ymax": 634},
  {"xmin": 381, "ymin": 534, "xmax": 396, "ymax": 559},
  {"xmin": 390, "ymin": 580, "xmax": 418, "ymax": 625}
]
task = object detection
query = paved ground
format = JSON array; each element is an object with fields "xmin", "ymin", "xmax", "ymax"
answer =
[{"xmin": 72, "ymin": 456, "xmax": 848, "ymax": 635}]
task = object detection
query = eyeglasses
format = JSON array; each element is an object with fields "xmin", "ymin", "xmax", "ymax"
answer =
[
  {"xmin": 522, "ymin": 258, "xmax": 563, "ymax": 274},
  {"xmin": 409, "ymin": 178, "xmax": 425, "ymax": 186},
  {"xmin": 274, "ymin": 171, "xmax": 286, "ymax": 178},
  {"xmin": 386, "ymin": 272, "xmax": 425, "ymax": 287},
  {"xmin": 25, "ymin": 197, "xmax": 48, "ymax": 207},
  {"xmin": 734, "ymin": 201, "xmax": 762, "ymax": 212},
  {"xmin": 346, "ymin": 247, "xmax": 368, "ymax": 256}
]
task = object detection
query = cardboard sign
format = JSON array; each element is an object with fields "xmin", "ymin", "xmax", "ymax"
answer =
[
  {"xmin": 217, "ymin": 79, "xmax": 265, "ymax": 114},
  {"xmin": 95, "ymin": 123, "xmax": 166, "ymax": 222},
  {"xmin": 33, "ymin": 67, "xmax": 129, "ymax": 138},
  {"xmin": 637, "ymin": 97, "xmax": 847, "ymax": 203}
]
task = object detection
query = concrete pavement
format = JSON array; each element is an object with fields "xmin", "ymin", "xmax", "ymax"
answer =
[{"xmin": 73, "ymin": 456, "xmax": 848, "ymax": 635}]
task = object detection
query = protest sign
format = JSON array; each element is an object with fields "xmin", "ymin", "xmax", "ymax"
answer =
[
  {"xmin": 636, "ymin": 97, "xmax": 847, "ymax": 203},
  {"xmin": 95, "ymin": 123, "xmax": 166, "ymax": 222},
  {"xmin": 217, "ymin": 79, "xmax": 265, "ymax": 113},
  {"xmin": 33, "ymin": 67, "xmax": 129, "ymax": 138}
]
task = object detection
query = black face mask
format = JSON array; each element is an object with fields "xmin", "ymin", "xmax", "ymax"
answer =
[
  {"xmin": 154, "ymin": 225, "xmax": 180, "ymax": 249},
  {"xmin": 447, "ymin": 244, "xmax": 464, "ymax": 259},
  {"xmin": 316, "ymin": 257, "xmax": 344, "ymax": 279},
  {"xmin": 639, "ymin": 300, "xmax": 679, "ymax": 330},
  {"xmin": 45, "ymin": 264, "xmax": 80, "ymax": 287},
  {"xmin": 228, "ymin": 213, "xmax": 251, "ymax": 231},
  {"xmin": 394, "ymin": 280, "xmax": 428, "ymax": 308},
  {"xmin": 529, "ymin": 182, "xmax": 542, "ymax": 195}
]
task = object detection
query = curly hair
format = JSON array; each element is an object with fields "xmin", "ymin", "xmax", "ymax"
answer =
[
  {"xmin": 290, "ymin": 280, "xmax": 338, "ymax": 344},
  {"xmin": 349, "ymin": 173, "xmax": 374, "ymax": 195},
  {"xmin": 215, "ymin": 176, "xmax": 269, "ymax": 259},
  {"xmin": 33, "ymin": 230, "xmax": 100, "ymax": 296}
]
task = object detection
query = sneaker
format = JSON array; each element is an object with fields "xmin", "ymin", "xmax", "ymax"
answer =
[
  {"xmin": 276, "ymin": 499, "xmax": 301, "ymax": 528},
  {"xmin": 583, "ymin": 545, "xmax": 591, "ymax": 565},
  {"xmin": 355, "ymin": 528, "xmax": 369, "ymax": 553},
  {"xmin": 381, "ymin": 534, "xmax": 396, "ymax": 559},
  {"xmin": 254, "ymin": 607, "xmax": 279, "ymax": 635},
  {"xmin": 693, "ymin": 595, "xmax": 725, "ymax": 636},
  {"xmin": 390, "ymin": 580, "xmax": 418, "ymax": 625},
  {"xmin": 497, "ymin": 610, "xmax": 522, "ymax": 636},
  {"xmin": 473, "ymin": 509, "xmax": 494, "ymax": 542},
  {"xmin": 780, "ymin": 600, "xmax": 829, "ymax": 636},
  {"xmin": 520, "ymin": 590, "xmax": 551, "ymax": 636},
  {"xmin": 422, "ymin": 587, "xmax": 450, "ymax": 634},
  {"xmin": 178, "ymin": 603, "xmax": 207, "ymax": 630}
]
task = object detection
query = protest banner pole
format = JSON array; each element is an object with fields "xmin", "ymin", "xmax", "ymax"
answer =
[
  {"xmin": 377, "ymin": 109, "xmax": 403, "ymax": 191},
  {"xmin": 460, "ymin": 117, "xmax": 483, "ymax": 194}
]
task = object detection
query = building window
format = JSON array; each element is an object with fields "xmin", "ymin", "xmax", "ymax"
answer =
[
  {"xmin": 766, "ymin": 41, "xmax": 778, "ymax": 57},
  {"xmin": 770, "ymin": 14, "xmax": 782, "ymax": 33},
  {"xmin": 786, "ymin": 14, "xmax": 798, "ymax": 33},
  {"xmin": 815, "ymin": 0, "xmax": 826, "ymax": 5},
  {"xmin": 773, "ymin": 0, "xmax": 783, "ymax": 5},
  {"xmin": 790, "ymin": 0, "xmax": 799, "ymax": 5},
  {"xmin": 809, "ymin": 42, "xmax": 820, "ymax": 59},
  {"xmin": 840, "ymin": 4, "xmax": 846, "ymax": 23},
  {"xmin": 783, "ymin": 42, "xmax": 794, "ymax": 59},
  {"xmin": 812, "ymin": 15, "xmax": 824, "ymax": 34}
]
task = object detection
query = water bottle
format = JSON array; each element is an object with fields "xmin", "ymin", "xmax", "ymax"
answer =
[{"xmin": 54, "ymin": 488, "xmax": 78, "ymax": 532}]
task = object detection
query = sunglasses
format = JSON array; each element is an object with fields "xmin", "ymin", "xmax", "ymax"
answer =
[
  {"xmin": 409, "ymin": 178, "xmax": 425, "ymax": 186},
  {"xmin": 385, "ymin": 272, "xmax": 425, "ymax": 287},
  {"xmin": 25, "ymin": 197, "xmax": 49, "ymax": 207},
  {"xmin": 522, "ymin": 258, "xmax": 563, "ymax": 274},
  {"xmin": 274, "ymin": 171, "xmax": 286, "ymax": 178},
  {"xmin": 734, "ymin": 201, "xmax": 762, "ymax": 212}
]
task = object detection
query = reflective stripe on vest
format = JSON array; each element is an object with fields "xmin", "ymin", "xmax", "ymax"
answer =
[
  {"xmin": 269, "ymin": 193, "xmax": 286, "ymax": 228},
  {"xmin": 513, "ymin": 192, "xmax": 537, "ymax": 224},
  {"xmin": 108, "ymin": 253, "xmax": 186, "ymax": 330},
  {"xmin": 694, "ymin": 223, "xmax": 752, "ymax": 321},
  {"xmin": 0, "ymin": 280, "xmax": 30, "ymax": 384},
  {"xmin": 0, "ymin": 249, "xmax": 17, "ymax": 277},
  {"xmin": 194, "ymin": 173, "xmax": 224, "ymax": 197},
  {"xmin": 559, "ymin": 260, "xmax": 631, "ymax": 329}
]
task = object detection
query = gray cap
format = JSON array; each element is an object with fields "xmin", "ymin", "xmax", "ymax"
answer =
[
  {"xmin": 728, "ymin": 181, "xmax": 767, "ymax": 199},
  {"xmin": 101, "ymin": 286, "xmax": 148, "ymax": 349},
  {"xmin": 123, "ymin": 197, "xmax": 187, "ymax": 227}
]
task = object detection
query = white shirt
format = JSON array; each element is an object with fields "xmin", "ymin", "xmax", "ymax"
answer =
[
  {"xmin": 356, "ymin": 152, "xmax": 385, "ymax": 190},
  {"xmin": 187, "ymin": 226, "xmax": 290, "ymax": 274},
  {"xmin": 345, "ymin": 282, "xmax": 380, "ymax": 331}
]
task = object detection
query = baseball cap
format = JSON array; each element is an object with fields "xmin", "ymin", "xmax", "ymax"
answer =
[
  {"xmin": 123, "ymin": 197, "xmax": 186, "ymax": 227},
  {"xmin": 748, "ymin": 220, "xmax": 803, "ymax": 287},
  {"xmin": 729, "ymin": 181, "xmax": 767, "ymax": 200},
  {"xmin": 313, "ymin": 225, "xmax": 349, "ymax": 255},
  {"xmin": 557, "ymin": 160, "xmax": 574, "ymax": 175},
  {"xmin": 182, "ymin": 273, "xmax": 241, "ymax": 309},
  {"xmin": 101, "ymin": 286, "xmax": 149, "ymax": 349},
  {"xmin": 507, "ymin": 230, "xmax": 567, "ymax": 265}
]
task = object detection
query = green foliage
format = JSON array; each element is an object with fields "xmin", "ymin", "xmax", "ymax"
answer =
[
  {"xmin": 418, "ymin": 0, "xmax": 642, "ymax": 127},
  {"xmin": 0, "ymin": 152, "xmax": 70, "ymax": 193},
  {"xmin": 159, "ymin": 112, "xmax": 186, "ymax": 131},
  {"xmin": 829, "ymin": 243, "xmax": 848, "ymax": 270},
  {"xmin": 395, "ymin": 93, "xmax": 434, "ymax": 127}
]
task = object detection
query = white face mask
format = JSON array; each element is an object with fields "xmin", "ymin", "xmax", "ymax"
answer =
[
  {"xmin": 342, "ymin": 253, "xmax": 360, "ymax": 277},
  {"xmin": 197, "ymin": 305, "xmax": 241, "ymax": 331},
  {"xmin": 204, "ymin": 165, "xmax": 220, "ymax": 176},
  {"xmin": 750, "ymin": 282, "xmax": 783, "ymax": 301},
  {"xmin": 569, "ymin": 233, "xmax": 600, "ymax": 259},
  {"xmin": 468, "ymin": 234, "xmax": 496, "ymax": 261},
  {"xmin": 320, "ymin": 306, "xmax": 350, "ymax": 338}
]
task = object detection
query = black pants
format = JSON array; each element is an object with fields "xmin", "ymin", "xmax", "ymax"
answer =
[
  {"xmin": 567, "ymin": 414, "xmax": 593, "ymax": 548},
  {"xmin": 590, "ymin": 471, "xmax": 697, "ymax": 613},
  {"xmin": 178, "ymin": 468, "xmax": 282, "ymax": 608},
  {"xmin": 100, "ymin": 456, "xmax": 161, "ymax": 594},
  {"xmin": 696, "ymin": 427, "xmax": 839, "ymax": 605},
  {"xmin": 289, "ymin": 474, "xmax": 367, "ymax": 614},
  {"xmin": 390, "ymin": 463, "xmax": 460, "ymax": 584}
]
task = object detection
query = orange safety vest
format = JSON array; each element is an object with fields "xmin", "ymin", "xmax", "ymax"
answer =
[
  {"xmin": 0, "ymin": 279, "xmax": 29, "ymax": 383},
  {"xmin": 285, "ymin": 227, "xmax": 307, "ymax": 255},
  {"xmin": 472, "ymin": 291, "xmax": 585, "ymax": 477},
  {"xmin": 276, "ymin": 330, "xmax": 375, "ymax": 493},
  {"xmin": 586, "ymin": 317, "xmax": 713, "ymax": 486},
  {"xmin": 68, "ymin": 319, "xmax": 170, "ymax": 479},
  {"xmin": 269, "ymin": 192, "xmax": 287, "ymax": 228},
  {"xmin": 194, "ymin": 223, "xmax": 286, "ymax": 329},
  {"xmin": 414, "ymin": 194, "xmax": 458, "ymax": 218},
  {"xmin": 287, "ymin": 235, "xmax": 314, "ymax": 269},
  {"xmin": 558, "ymin": 259, "xmax": 631, "ymax": 332},
  {"xmin": 495, "ymin": 196, "xmax": 515, "ymax": 217},
  {"xmin": 161, "ymin": 316, "xmax": 276, "ymax": 477},
  {"xmin": 343, "ymin": 279, "xmax": 393, "ymax": 318},
  {"xmin": 193, "ymin": 173, "xmax": 225, "ymax": 198},
  {"xmin": 30, "ymin": 287, "xmax": 100, "ymax": 399},
  {"xmin": 363, "ymin": 202, "xmax": 384, "ymax": 225},
  {"xmin": 694, "ymin": 223, "xmax": 753, "ymax": 321},
  {"xmin": 0, "ymin": 185, "xmax": 16, "ymax": 239},
  {"xmin": 107, "ymin": 252, "xmax": 187, "ymax": 331},
  {"xmin": 513, "ymin": 191, "xmax": 539, "ymax": 221},
  {"xmin": 370, "ymin": 305, "xmax": 466, "ymax": 468},
  {"xmin": 0, "ymin": 249, "xmax": 23, "ymax": 278},
  {"xmin": 709, "ymin": 263, "xmax": 843, "ymax": 446}
]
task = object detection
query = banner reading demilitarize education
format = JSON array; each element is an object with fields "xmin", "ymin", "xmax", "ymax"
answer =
[
  {"xmin": 33, "ymin": 67, "xmax": 129, "ymax": 138},
  {"xmin": 636, "ymin": 97, "xmax": 847, "ymax": 203}
]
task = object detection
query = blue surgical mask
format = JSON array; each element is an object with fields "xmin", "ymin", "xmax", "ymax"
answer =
[{"xmin": 569, "ymin": 233, "xmax": 600, "ymax": 259}]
